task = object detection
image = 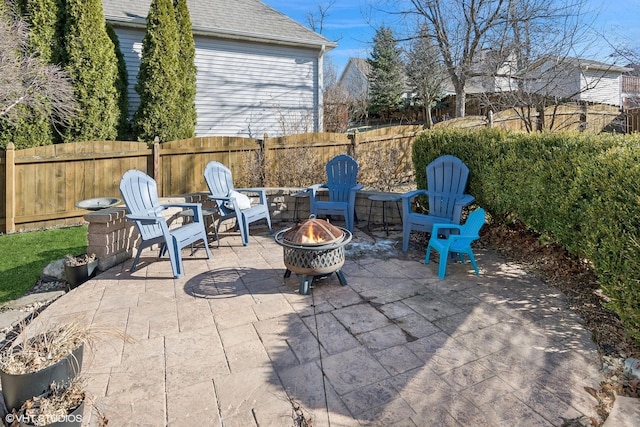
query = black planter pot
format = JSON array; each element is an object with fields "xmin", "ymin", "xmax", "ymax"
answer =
[
  {"xmin": 0, "ymin": 344, "xmax": 84, "ymax": 412},
  {"xmin": 64, "ymin": 258, "xmax": 98, "ymax": 289},
  {"xmin": 17, "ymin": 397, "xmax": 85, "ymax": 427}
]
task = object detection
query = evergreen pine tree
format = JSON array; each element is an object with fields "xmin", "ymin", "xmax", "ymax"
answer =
[
  {"xmin": 367, "ymin": 26, "xmax": 405, "ymax": 119},
  {"xmin": 62, "ymin": 0, "xmax": 120, "ymax": 142},
  {"xmin": 106, "ymin": 23, "xmax": 130, "ymax": 140},
  {"xmin": 174, "ymin": 0, "xmax": 197, "ymax": 138},
  {"xmin": 134, "ymin": 0, "xmax": 182, "ymax": 142}
]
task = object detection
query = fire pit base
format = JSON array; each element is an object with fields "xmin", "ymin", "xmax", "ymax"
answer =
[
  {"xmin": 274, "ymin": 220, "xmax": 352, "ymax": 296},
  {"xmin": 284, "ymin": 269, "xmax": 347, "ymax": 295}
]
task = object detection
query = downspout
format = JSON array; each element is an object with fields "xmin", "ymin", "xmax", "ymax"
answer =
[{"xmin": 318, "ymin": 44, "xmax": 325, "ymax": 133}]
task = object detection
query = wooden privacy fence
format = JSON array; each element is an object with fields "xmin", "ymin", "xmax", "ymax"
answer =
[
  {"xmin": 626, "ymin": 107, "xmax": 640, "ymax": 133},
  {"xmin": 1, "ymin": 125, "xmax": 423, "ymax": 233},
  {"xmin": 434, "ymin": 104, "xmax": 622, "ymax": 133}
]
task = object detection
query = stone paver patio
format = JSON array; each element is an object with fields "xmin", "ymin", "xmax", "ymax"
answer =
[{"xmin": 24, "ymin": 224, "xmax": 604, "ymax": 426}]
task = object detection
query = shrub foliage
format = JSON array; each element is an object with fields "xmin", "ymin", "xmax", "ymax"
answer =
[
  {"xmin": 133, "ymin": 0, "xmax": 182, "ymax": 142},
  {"xmin": 61, "ymin": 0, "xmax": 121, "ymax": 142},
  {"xmin": 173, "ymin": 0, "xmax": 197, "ymax": 139},
  {"xmin": 412, "ymin": 128, "xmax": 640, "ymax": 344}
]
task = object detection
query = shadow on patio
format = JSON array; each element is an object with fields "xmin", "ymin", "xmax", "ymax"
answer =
[{"xmin": 23, "ymin": 225, "xmax": 604, "ymax": 426}]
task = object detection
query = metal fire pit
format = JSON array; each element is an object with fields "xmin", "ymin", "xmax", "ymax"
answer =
[{"xmin": 274, "ymin": 220, "xmax": 352, "ymax": 295}]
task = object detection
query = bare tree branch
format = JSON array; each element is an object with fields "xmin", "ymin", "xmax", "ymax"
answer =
[{"xmin": 0, "ymin": 9, "xmax": 76, "ymax": 128}]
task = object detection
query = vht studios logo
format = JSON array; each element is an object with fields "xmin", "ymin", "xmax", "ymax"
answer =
[{"xmin": 5, "ymin": 413, "xmax": 83, "ymax": 424}]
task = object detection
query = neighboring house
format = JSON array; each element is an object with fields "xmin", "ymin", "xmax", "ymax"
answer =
[
  {"xmin": 337, "ymin": 57, "xmax": 418, "ymax": 105},
  {"xmin": 102, "ymin": 0, "xmax": 335, "ymax": 137},
  {"xmin": 468, "ymin": 49, "xmax": 518, "ymax": 93},
  {"xmin": 338, "ymin": 58, "xmax": 371, "ymax": 102},
  {"xmin": 342, "ymin": 53, "xmax": 632, "ymax": 119},
  {"xmin": 521, "ymin": 56, "xmax": 632, "ymax": 106}
]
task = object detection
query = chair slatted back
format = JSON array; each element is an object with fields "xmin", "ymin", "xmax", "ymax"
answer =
[
  {"xmin": 204, "ymin": 161, "xmax": 235, "ymax": 217},
  {"xmin": 426, "ymin": 155, "xmax": 469, "ymax": 219},
  {"xmin": 326, "ymin": 154, "xmax": 359, "ymax": 203},
  {"xmin": 119, "ymin": 170, "xmax": 164, "ymax": 241}
]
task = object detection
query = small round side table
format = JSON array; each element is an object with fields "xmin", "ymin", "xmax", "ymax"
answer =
[
  {"xmin": 367, "ymin": 194, "xmax": 402, "ymax": 235},
  {"xmin": 291, "ymin": 189, "xmax": 311, "ymax": 222}
]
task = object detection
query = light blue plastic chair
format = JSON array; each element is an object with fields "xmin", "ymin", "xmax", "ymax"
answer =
[
  {"xmin": 308, "ymin": 154, "xmax": 363, "ymax": 232},
  {"xmin": 425, "ymin": 208, "xmax": 486, "ymax": 279},
  {"xmin": 204, "ymin": 161, "xmax": 272, "ymax": 246},
  {"xmin": 401, "ymin": 155, "xmax": 475, "ymax": 252},
  {"xmin": 119, "ymin": 170, "xmax": 212, "ymax": 278}
]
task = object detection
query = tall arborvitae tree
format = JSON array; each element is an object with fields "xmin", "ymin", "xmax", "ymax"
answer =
[
  {"xmin": 19, "ymin": 0, "xmax": 65, "ymax": 64},
  {"xmin": 106, "ymin": 23, "xmax": 130, "ymax": 140},
  {"xmin": 61, "ymin": 0, "xmax": 120, "ymax": 142},
  {"xmin": 134, "ymin": 0, "xmax": 181, "ymax": 142},
  {"xmin": 174, "ymin": 0, "xmax": 196, "ymax": 138},
  {"xmin": 367, "ymin": 26, "xmax": 405, "ymax": 120}
]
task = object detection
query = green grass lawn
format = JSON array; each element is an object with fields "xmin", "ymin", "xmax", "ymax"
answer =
[{"xmin": 0, "ymin": 226, "xmax": 88, "ymax": 304}]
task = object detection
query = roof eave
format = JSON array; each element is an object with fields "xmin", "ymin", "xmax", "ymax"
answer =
[
  {"xmin": 193, "ymin": 25, "xmax": 336, "ymax": 50},
  {"xmin": 105, "ymin": 16, "xmax": 336, "ymax": 51}
]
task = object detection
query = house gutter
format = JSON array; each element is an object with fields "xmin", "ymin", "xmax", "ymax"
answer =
[{"xmin": 318, "ymin": 44, "xmax": 326, "ymax": 133}]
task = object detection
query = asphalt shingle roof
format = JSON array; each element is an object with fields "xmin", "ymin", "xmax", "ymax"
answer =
[{"xmin": 103, "ymin": 0, "xmax": 335, "ymax": 49}]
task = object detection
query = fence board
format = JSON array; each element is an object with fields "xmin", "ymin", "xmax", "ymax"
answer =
[{"xmin": 0, "ymin": 150, "xmax": 5, "ymax": 228}]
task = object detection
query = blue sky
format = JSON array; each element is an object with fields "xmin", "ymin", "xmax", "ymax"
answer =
[{"xmin": 262, "ymin": 0, "xmax": 640, "ymax": 74}]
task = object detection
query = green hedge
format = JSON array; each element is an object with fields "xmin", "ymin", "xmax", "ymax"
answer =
[{"xmin": 413, "ymin": 128, "xmax": 640, "ymax": 344}]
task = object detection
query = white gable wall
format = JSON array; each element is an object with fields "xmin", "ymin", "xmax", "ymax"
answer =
[
  {"xmin": 523, "ymin": 59, "xmax": 624, "ymax": 106},
  {"xmin": 196, "ymin": 37, "xmax": 317, "ymax": 137},
  {"xmin": 339, "ymin": 61, "xmax": 368, "ymax": 101},
  {"xmin": 113, "ymin": 27, "xmax": 319, "ymax": 137},
  {"xmin": 524, "ymin": 60, "xmax": 580, "ymax": 99},
  {"xmin": 578, "ymin": 70, "xmax": 622, "ymax": 106}
]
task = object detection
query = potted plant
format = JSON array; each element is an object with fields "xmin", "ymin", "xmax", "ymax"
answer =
[
  {"xmin": 0, "ymin": 322, "xmax": 90, "ymax": 414},
  {"xmin": 7, "ymin": 378, "xmax": 86, "ymax": 427},
  {"xmin": 63, "ymin": 254, "xmax": 97, "ymax": 289}
]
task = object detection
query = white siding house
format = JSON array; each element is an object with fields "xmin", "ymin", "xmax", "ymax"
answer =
[
  {"xmin": 522, "ymin": 57, "xmax": 632, "ymax": 106},
  {"xmin": 338, "ymin": 58, "xmax": 370, "ymax": 102},
  {"xmin": 102, "ymin": 0, "xmax": 335, "ymax": 137}
]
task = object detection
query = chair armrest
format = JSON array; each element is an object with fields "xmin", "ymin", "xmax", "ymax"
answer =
[
  {"xmin": 431, "ymin": 223, "xmax": 463, "ymax": 236},
  {"xmin": 160, "ymin": 202, "xmax": 206, "ymax": 222},
  {"xmin": 308, "ymin": 183, "xmax": 327, "ymax": 198},
  {"xmin": 455, "ymin": 194, "xmax": 475, "ymax": 207},
  {"xmin": 236, "ymin": 188, "xmax": 268, "ymax": 205},
  {"xmin": 125, "ymin": 214, "xmax": 164, "ymax": 225},
  {"xmin": 161, "ymin": 202, "xmax": 202, "ymax": 210},
  {"xmin": 351, "ymin": 184, "xmax": 364, "ymax": 191},
  {"xmin": 400, "ymin": 189, "xmax": 428, "ymax": 201},
  {"xmin": 235, "ymin": 188, "xmax": 265, "ymax": 195}
]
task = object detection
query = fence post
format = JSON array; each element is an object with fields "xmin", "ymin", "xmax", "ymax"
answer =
[
  {"xmin": 5, "ymin": 142, "xmax": 15, "ymax": 233},
  {"xmin": 487, "ymin": 110, "xmax": 493, "ymax": 128},
  {"xmin": 348, "ymin": 130, "xmax": 359, "ymax": 159},
  {"xmin": 153, "ymin": 137, "xmax": 161, "ymax": 195},
  {"xmin": 254, "ymin": 133, "xmax": 266, "ymax": 187}
]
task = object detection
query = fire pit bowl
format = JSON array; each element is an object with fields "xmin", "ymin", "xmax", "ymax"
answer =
[{"xmin": 274, "ymin": 217, "xmax": 352, "ymax": 295}]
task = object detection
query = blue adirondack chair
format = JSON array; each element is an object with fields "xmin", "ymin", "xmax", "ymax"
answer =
[
  {"xmin": 119, "ymin": 170, "xmax": 212, "ymax": 278},
  {"xmin": 425, "ymin": 208, "xmax": 486, "ymax": 278},
  {"xmin": 308, "ymin": 154, "xmax": 363, "ymax": 232},
  {"xmin": 204, "ymin": 161, "xmax": 272, "ymax": 246},
  {"xmin": 401, "ymin": 155, "xmax": 475, "ymax": 252}
]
